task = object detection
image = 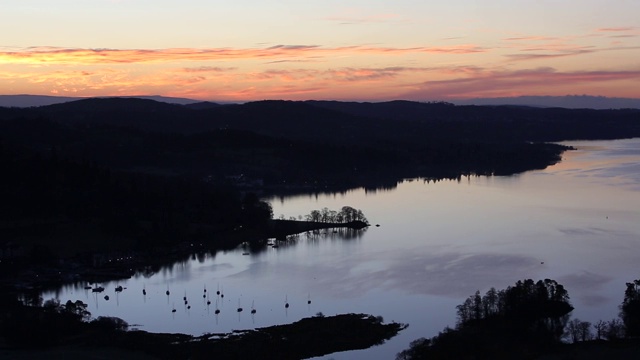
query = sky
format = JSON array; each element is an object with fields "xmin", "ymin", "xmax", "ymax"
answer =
[{"xmin": 1, "ymin": 0, "xmax": 639, "ymax": 102}]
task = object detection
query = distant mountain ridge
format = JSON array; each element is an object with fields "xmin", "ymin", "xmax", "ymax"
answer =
[
  {"xmin": 0, "ymin": 95, "xmax": 80, "ymax": 108},
  {"xmin": 451, "ymin": 95, "xmax": 640, "ymax": 110},
  {"xmin": 2, "ymin": 97, "xmax": 639, "ymax": 143},
  {"xmin": 0, "ymin": 94, "xmax": 203, "ymax": 108},
  {"xmin": 1, "ymin": 94, "xmax": 639, "ymax": 109}
]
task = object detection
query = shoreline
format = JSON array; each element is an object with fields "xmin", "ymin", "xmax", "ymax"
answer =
[{"xmin": 1, "ymin": 219, "xmax": 369, "ymax": 295}]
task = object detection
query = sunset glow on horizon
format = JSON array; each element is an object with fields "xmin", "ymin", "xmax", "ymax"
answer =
[{"xmin": 2, "ymin": 0, "xmax": 639, "ymax": 102}]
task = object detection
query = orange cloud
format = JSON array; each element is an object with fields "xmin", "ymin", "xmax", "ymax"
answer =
[
  {"xmin": 2, "ymin": 44, "xmax": 637, "ymax": 101},
  {"xmin": 265, "ymin": 59, "xmax": 323, "ymax": 64},
  {"xmin": 181, "ymin": 66, "xmax": 237, "ymax": 73},
  {"xmin": 241, "ymin": 66, "xmax": 437, "ymax": 84},
  {"xmin": 1, "ymin": 65, "xmax": 232, "ymax": 97},
  {"xmin": 325, "ymin": 67, "xmax": 434, "ymax": 82},
  {"xmin": 344, "ymin": 45, "xmax": 486, "ymax": 54},
  {"xmin": 0, "ymin": 44, "xmax": 487, "ymax": 65}
]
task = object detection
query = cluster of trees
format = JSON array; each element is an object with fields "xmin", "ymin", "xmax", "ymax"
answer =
[
  {"xmin": 42, "ymin": 299, "xmax": 92, "ymax": 322},
  {"xmin": 303, "ymin": 206, "xmax": 368, "ymax": 224},
  {"xmin": 621, "ymin": 279, "xmax": 640, "ymax": 337},
  {"xmin": 397, "ymin": 279, "xmax": 574, "ymax": 359},
  {"xmin": 563, "ymin": 318, "xmax": 625, "ymax": 343},
  {"xmin": 564, "ymin": 279, "xmax": 640, "ymax": 343},
  {"xmin": 0, "ymin": 289, "xmax": 138, "ymax": 351},
  {"xmin": 455, "ymin": 279, "xmax": 571, "ymax": 334},
  {"xmin": 398, "ymin": 278, "xmax": 640, "ymax": 359},
  {"xmin": 0, "ymin": 293, "xmax": 127, "ymax": 347}
]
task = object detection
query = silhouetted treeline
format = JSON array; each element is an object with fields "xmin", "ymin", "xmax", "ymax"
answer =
[
  {"xmin": 0, "ymin": 98, "xmax": 599, "ymax": 194},
  {"xmin": 621, "ymin": 279, "xmax": 640, "ymax": 337},
  {"xmin": 3, "ymin": 98, "xmax": 638, "ymax": 144},
  {"xmin": 307, "ymin": 100, "xmax": 640, "ymax": 142},
  {"xmin": 398, "ymin": 277, "xmax": 640, "ymax": 359},
  {"xmin": 397, "ymin": 279, "xmax": 574, "ymax": 360},
  {"xmin": 562, "ymin": 279, "xmax": 640, "ymax": 344},
  {"xmin": 302, "ymin": 206, "xmax": 368, "ymax": 224},
  {"xmin": 11, "ymin": 97, "xmax": 635, "ymax": 143}
]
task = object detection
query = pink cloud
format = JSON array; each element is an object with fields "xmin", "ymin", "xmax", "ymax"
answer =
[
  {"xmin": 596, "ymin": 27, "xmax": 636, "ymax": 32},
  {"xmin": 501, "ymin": 32, "xmax": 640, "ymax": 62},
  {"xmin": 503, "ymin": 36, "xmax": 560, "ymax": 42},
  {"xmin": 504, "ymin": 48, "xmax": 595, "ymax": 61},
  {"xmin": 398, "ymin": 68, "xmax": 640, "ymax": 100}
]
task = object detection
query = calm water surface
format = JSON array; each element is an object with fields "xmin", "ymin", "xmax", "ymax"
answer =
[{"xmin": 43, "ymin": 138, "xmax": 640, "ymax": 359}]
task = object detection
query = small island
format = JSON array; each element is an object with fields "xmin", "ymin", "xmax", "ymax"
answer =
[{"xmin": 269, "ymin": 206, "xmax": 369, "ymax": 239}]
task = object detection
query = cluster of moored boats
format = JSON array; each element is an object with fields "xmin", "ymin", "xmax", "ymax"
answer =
[
  {"xmin": 85, "ymin": 284, "xmax": 125, "ymax": 301},
  {"xmin": 82, "ymin": 283, "xmax": 312, "ymax": 314}
]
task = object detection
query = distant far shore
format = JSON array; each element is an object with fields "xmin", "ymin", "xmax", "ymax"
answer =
[{"xmin": 2, "ymin": 94, "xmax": 640, "ymax": 109}]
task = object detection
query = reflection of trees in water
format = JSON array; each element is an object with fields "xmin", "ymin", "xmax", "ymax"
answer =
[
  {"xmin": 303, "ymin": 227, "xmax": 367, "ymax": 241},
  {"xmin": 239, "ymin": 227, "xmax": 368, "ymax": 252},
  {"xmin": 250, "ymin": 227, "xmax": 367, "ymax": 251},
  {"xmin": 20, "ymin": 289, "xmax": 43, "ymax": 307},
  {"xmin": 272, "ymin": 235, "xmax": 299, "ymax": 249},
  {"xmin": 297, "ymin": 228, "xmax": 367, "ymax": 244},
  {"xmin": 37, "ymin": 228, "xmax": 366, "ymax": 299},
  {"xmin": 116, "ymin": 250, "xmax": 219, "ymax": 280},
  {"xmin": 244, "ymin": 240, "xmax": 269, "ymax": 254}
]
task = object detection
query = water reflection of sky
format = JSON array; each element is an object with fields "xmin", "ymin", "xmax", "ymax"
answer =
[
  {"xmin": 43, "ymin": 138, "xmax": 640, "ymax": 360},
  {"xmin": 551, "ymin": 139, "xmax": 640, "ymax": 190}
]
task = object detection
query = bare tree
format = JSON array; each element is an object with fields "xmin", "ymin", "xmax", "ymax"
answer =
[
  {"xmin": 565, "ymin": 318, "xmax": 592, "ymax": 343},
  {"xmin": 565, "ymin": 319, "xmax": 581, "ymax": 343},
  {"xmin": 593, "ymin": 320, "xmax": 607, "ymax": 340},
  {"xmin": 578, "ymin": 320, "xmax": 592, "ymax": 341}
]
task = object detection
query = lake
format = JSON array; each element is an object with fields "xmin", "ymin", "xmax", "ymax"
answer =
[{"xmin": 43, "ymin": 138, "xmax": 640, "ymax": 359}]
